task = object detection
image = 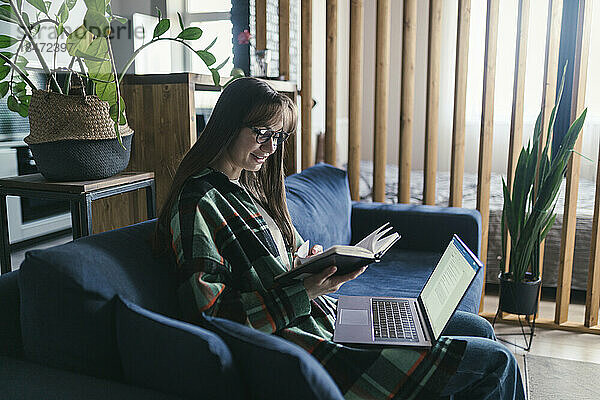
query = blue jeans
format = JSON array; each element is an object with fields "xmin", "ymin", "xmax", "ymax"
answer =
[{"xmin": 439, "ymin": 311, "xmax": 526, "ymax": 400}]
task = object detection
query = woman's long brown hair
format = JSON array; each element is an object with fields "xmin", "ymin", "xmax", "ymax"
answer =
[{"xmin": 153, "ymin": 77, "xmax": 298, "ymax": 261}]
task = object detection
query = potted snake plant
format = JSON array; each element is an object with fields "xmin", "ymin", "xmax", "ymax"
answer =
[
  {"xmin": 499, "ymin": 66, "xmax": 587, "ymax": 315},
  {"xmin": 0, "ymin": 0, "xmax": 243, "ymax": 181}
]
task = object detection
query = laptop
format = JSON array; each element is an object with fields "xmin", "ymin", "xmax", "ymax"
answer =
[{"xmin": 333, "ymin": 235, "xmax": 482, "ymax": 347}]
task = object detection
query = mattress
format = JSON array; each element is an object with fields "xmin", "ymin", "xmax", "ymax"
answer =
[{"xmin": 355, "ymin": 161, "xmax": 596, "ymax": 290}]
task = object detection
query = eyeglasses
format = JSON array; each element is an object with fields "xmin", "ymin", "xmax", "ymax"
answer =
[{"xmin": 250, "ymin": 127, "xmax": 290, "ymax": 146}]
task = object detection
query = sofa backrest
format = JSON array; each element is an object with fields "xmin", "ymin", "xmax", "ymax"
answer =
[
  {"xmin": 285, "ymin": 163, "xmax": 352, "ymax": 249},
  {"xmin": 0, "ymin": 271, "xmax": 23, "ymax": 358},
  {"xmin": 18, "ymin": 220, "xmax": 179, "ymax": 380}
]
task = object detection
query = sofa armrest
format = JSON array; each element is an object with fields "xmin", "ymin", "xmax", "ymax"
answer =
[{"xmin": 351, "ymin": 202, "xmax": 482, "ymax": 257}]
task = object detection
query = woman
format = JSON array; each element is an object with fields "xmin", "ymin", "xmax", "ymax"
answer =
[{"xmin": 154, "ymin": 77, "xmax": 525, "ymax": 399}]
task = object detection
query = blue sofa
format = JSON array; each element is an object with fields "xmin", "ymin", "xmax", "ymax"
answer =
[{"xmin": 0, "ymin": 163, "xmax": 483, "ymax": 399}]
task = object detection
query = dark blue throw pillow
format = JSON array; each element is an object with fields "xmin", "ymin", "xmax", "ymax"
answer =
[
  {"xmin": 285, "ymin": 163, "xmax": 352, "ymax": 249},
  {"xmin": 115, "ymin": 296, "xmax": 244, "ymax": 399},
  {"xmin": 200, "ymin": 314, "xmax": 344, "ymax": 400}
]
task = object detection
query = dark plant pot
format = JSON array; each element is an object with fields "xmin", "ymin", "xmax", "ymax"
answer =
[
  {"xmin": 498, "ymin": 272, "xmax": 541, "ymax": 315},
  {"xmin": 28, "ymin": 134, "xmax": 133, "ymax": 181}
]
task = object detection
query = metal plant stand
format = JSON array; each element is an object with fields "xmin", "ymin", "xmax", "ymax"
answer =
[{"xmin": 492, "ymin": 283, "xmax": 540, "ymax": 351}]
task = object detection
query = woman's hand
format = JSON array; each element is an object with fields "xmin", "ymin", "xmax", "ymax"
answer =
[
  {"xmin": 309, "ymin": 244, "xmax": 323, "ymax": 256},
  {"xmin": 293, "ymin": 244, "xmax": 323, "ymax": 268},
  {"xmin": 303, "ymin": 266, "xmax": 368, "ymax": 300}
]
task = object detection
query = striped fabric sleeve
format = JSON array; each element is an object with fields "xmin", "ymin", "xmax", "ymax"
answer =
[{"xmin": 178, "ymin": 260, "xmax": 311, "ymax": 333}]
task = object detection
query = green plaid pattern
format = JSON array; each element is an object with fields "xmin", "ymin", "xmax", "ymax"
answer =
[{"xmin": 170, "ymin": 169, "xmax": 466, "ymax": 398}]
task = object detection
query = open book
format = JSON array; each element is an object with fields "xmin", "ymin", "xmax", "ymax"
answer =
[{"xmin": 274, "ymin": 223, "xmax": 401, "ymax": 283}]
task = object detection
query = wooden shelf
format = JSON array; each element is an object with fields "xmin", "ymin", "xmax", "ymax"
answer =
[{"xmin": 123, "ymin": 73, "xmax": 298, "ymax": 94}]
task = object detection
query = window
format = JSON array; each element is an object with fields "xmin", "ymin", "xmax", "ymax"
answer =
[{"xmin": 182, "ymin": 1, "xmax": 234, "ymax": 76}]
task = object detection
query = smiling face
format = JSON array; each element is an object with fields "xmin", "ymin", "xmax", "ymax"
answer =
[{"xmin": 213, "ymin": 118, "xmax": 284, "ymax": 180}]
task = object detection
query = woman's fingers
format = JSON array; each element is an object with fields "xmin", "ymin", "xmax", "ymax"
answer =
[
  {"xmin": 328, "ymin": 266, "xmax": 367, "ymax": 287},
  {"xmin": 309, "ymin": 244, "xmax": 323, "ymax": 256},
  {"xmin": 316, "ymin": 265, "xmax": 337, "ymax": 283}
]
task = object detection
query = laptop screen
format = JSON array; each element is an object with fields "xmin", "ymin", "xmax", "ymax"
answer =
[{"xmin": 419, "ymin": 236, "xmax": 481, "ymax": 339}]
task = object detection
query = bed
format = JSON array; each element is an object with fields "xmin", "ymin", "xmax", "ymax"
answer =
[{"xmin": 355, "ymin": 161, "xmax": 596, "ymax": 290}]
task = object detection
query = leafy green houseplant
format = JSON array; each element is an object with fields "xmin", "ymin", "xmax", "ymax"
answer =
[
  {"xmin": 0, "ymin": 0, "xmax": 242, "ymax": 180},
  {"xmin": 500, "ymin": 68, "xmax": 587, "ymax": 315}
]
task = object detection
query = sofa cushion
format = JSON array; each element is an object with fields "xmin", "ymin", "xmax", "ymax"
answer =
[
  {"xmin": 18, "ymin": 220, "xmax": 179, "ymax": 380},
  {"xmin": 286, "ymin": 163, "xmax": 352, "ymax": 249},
  {"xmin": 333, "ymin": 249, "xmax": 484, "ymax": 314},
  {"xmin": 200, "ymin": 314, "xmax": 344, "ymax": 400},
  {"xmin": 0, "ymin": 355, "xmax": 181, "ymax": 400},
  {"xmin": 0, "ymin": 271, "xmax": 22, "ymax": 358},
  {"xmin": 115, "ymin": 296, "xmax": 243, "ymax": 399}
]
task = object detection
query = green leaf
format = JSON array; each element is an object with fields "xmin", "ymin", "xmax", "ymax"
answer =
[
  {"xmin": 0, "ymin": 35, "xmax": 18, "ymax": 48},
  {"xmin": 84, "ymin": 9, "xmax": 110, "ymax": 37},
  {"xmin": 7, "ymin": 94, "xmax": 28, "ymax": 117},
  {"xmin": 57, "ymin": 22, "xmax": 64, "ymax": 36},
  {"xmin": 230, "ymin": 67, "xmax": 245, "ymax": 78},
  {"xmin": 58, "ymin": 1, "xmax": 69, "ymax": 23},
  {"xmin": 84, "ymin": 37, "xmax": 116, "ymax": 105},
  {"xmin": 195, "ymin": 50, "xmax": 215, "ymax": 66},
  {"xmin": 84, "ymin": 0, "xmax": 104, "ymax": 13},
  {"xmin": 13, "ymin": 81, "xmax": 26, "ymax": 94},
  {"xmin": 214, "ymin": 56, "xmax": 229, "ymax": 71},
  {"xmin": 203, "ymin": 36, "xmax": 217, "ymax": 52},
  {"xmin": 0, "ymin": 51, "xmax": 10, "ymax": 65},
  {"xmin": 153, "ymin": 18, "xmax": 170, "ymax": 38},
  {"xmin": 21, "ymin": 11, "xmax": 29, "ymax": 27},
  {"xmin": 0, "ymin": 65, "xmax": 9, "ymax": 80},
  {"xmin": 0, "ymin": 81, "xmax": 8, "ymax": 98},
  {"xmin": 210, "ymin": 68, "xmax": 220, "ymax": 86},
  {"xmin": 177, "ymin": 11, "xmax": 184, "ymax": 30},
  {"xmin": 25, "ymin": 0, "xmax": 47, "ymax": 14},
  {"xmin": 66, "ymin": 0, "xmax": 76, "ymax": 10},
  {"xmin": 0, "ymin": 5, "xmax": 18, "ymax": 24},
  {"xmin": 66, "ymin": 25, "xmax": 94, "ymax": 56},
  {"xmin": 177, "ymin": 27, "xmax": 202, "ymax": 40},
  {"xmin": 113, "ymin": 15, "xmax": 127, "ymax": 24},
  {"xmin": 109, "ymin": 96, "xmax": 126, "ymax": 124},
  {"xmin": 17, "ymin": 93, "xmax": 30, "ymax": 105}
]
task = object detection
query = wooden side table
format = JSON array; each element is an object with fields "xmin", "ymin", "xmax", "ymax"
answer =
[{"xmin": 0, "ymin": 172, "xmax": 156, "ymax": 274}]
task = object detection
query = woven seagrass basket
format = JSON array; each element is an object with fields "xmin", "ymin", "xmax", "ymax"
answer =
[{"xmin": 25, "ymin": 89, "xmax": 134, "ymax": 181}]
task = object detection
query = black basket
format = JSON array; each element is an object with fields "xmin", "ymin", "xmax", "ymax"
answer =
[{"xmin": 28, "ymin": 134, "xmax": 133, "ymax": 181}]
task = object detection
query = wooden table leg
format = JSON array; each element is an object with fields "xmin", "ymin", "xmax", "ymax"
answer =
[{"xmin": 0, "ymin": 193, "xmax": 11, "ymax": 274}]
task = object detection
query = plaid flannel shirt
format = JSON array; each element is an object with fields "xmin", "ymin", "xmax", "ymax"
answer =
[{"xmin": 170, "ymin": 168, "xmax": 466, "ymax": 399}]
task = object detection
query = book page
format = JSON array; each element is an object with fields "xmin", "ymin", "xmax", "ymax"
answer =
[{"xmin": 355, "ymin": 223, "xmax": 390, "ymax": 252}]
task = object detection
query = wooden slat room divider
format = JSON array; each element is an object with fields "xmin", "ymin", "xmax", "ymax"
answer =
[
  {"xmin": 449, "ymin": 0, "xmax": 471, "ymax": 208},
  {"xmin": 348, "ymin": 0, "xmax": 364, "ymax": 201},
  {"xmin": 270, "ymin": 0, "xmax": 598, "ymax": 333},
  {"xmin": 476, "ymin": 0, "xmax": 500, "ymax": 312}
]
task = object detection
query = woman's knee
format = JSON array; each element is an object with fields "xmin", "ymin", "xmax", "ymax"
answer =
[{"xmin": 443, "ymin": 311, "xmax": 496, "ymax": 339}]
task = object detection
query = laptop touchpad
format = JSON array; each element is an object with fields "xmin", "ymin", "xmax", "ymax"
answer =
[{"xmin": 339, "ymin": 309, "xmax": 369, "ymax": 325}]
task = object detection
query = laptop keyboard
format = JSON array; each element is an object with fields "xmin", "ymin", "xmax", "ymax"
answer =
[{"xmin": 372, "ymin": 299, "xmax": 419, "ymax": 342}]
